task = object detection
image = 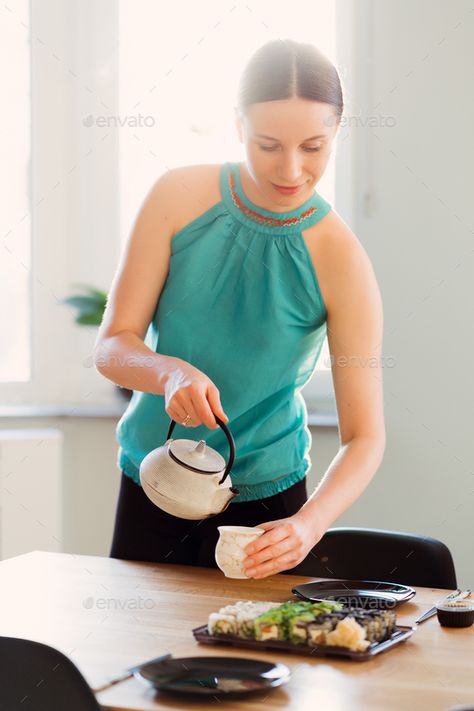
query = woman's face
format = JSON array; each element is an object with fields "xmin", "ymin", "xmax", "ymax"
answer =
[{"xmin": 235, "ymin": 96, "xmax": 340, "ymax": 211}]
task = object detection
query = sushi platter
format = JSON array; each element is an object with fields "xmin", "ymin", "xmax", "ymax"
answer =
[{"xmin": 193, "ymin": 599, "xmax": 414, "ymax": 661}]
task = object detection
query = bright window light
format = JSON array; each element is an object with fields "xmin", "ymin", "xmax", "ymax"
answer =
[{"xmin": 0, "ymin": 0, "xmax": 31, "ymax": 381}]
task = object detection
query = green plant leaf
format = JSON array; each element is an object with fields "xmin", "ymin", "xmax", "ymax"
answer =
[
  {"xmin": 70, "ymin": 283, "xmax": 108, "ymax": 303},
  {"xmin": 61, "ymin": 283, "xmax": 108, "ymax": 327},
  {"xmin": 76, "ymin": 313, "xmax": 104, "ymax": 326},
  {"xmin": 62, "ymin": 295, "xmax": 104, "ymax": 314}
]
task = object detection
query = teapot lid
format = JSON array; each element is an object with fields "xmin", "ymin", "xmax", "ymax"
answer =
[{"xmin": 168, "ymin": 439, "xmax": 225, "ymax": 474}]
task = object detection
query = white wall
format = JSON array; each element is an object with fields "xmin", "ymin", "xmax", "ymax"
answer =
[
  {"xmin": 0, "ymin": 429, "xmax": 62, "ymax": 558},
  {"xmin": 0, "ymin": 416, "xmax": 120, "ymax": 556},
  {"xmin": 316, "ymin": 0, "xmax": 473, "ymax": 587}
]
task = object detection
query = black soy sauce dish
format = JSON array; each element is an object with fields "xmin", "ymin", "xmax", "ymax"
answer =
[
  {"xmin": 135, "ymin": 656, "xmax": 291, "ymax": 697},
  {"xmin": 436, "ymin": 599, "xmax": 474, "ymax": 628}
]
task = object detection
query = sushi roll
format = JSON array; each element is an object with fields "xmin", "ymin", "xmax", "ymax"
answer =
[
  {"xmin": 347, "ymin": 609, "xmax": 396, "ymax": 643},
  {"xmin": 378, "ymin": 609, "xmax": 397, "ymax": 636},
  {"xmin": 207, "ymin": 601, "xmax": 281, "ymax": 639},
  {"xmin": 287, "ymin": 610, "xmax": 316, "ymax": 644},
  {"xmin": 235, "ymin": 602, "xmax": 281, "ymax": 639},
  {"xmin": 235, "ymin": 611, "xmax": 257, "ymax": 639},
  {"xmin": 207, "ymin": 612, "xmax": 237, "ymax": 636},
  {"xmin": 254, "ymin": 608, "xmax": 286, "ymax": 641},
  {"xmin": 254, "ymin": 601, "xmax": 313, "ymax": 641}
]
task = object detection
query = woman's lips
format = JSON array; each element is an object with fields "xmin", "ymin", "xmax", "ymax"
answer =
[{"xmin": 271, "ymin": 183, "xmax": 304, "ymax": 195}]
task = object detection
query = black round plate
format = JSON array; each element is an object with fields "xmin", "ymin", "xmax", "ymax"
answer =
[
  {"xmin": 135, "ymin": 656, "xmax": 291, "ymax": 697},
  {"xmin": 292, "ymin": 579, "xmax": 416, "ymax": 609}
]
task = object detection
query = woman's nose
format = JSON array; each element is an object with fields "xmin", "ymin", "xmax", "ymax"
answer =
[{"xmin": 277, "ymin": 155, "xmax": 304, "ymax": 184}]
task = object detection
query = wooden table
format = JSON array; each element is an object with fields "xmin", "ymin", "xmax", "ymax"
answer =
[{"xmin": 0, "ymin": 551, "xmax": 472, "ymax": 710}]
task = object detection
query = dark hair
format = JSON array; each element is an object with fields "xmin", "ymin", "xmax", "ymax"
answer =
[{"xmin": 236, "ymin": 39, "xmax": 343, "ymax": 123}]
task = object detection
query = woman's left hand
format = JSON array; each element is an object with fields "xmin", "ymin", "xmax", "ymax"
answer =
[{"xmin": 243, "ymin": 514, "xmax": 322, "ymax": 579}]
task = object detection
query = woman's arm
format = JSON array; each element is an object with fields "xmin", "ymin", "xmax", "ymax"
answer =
[
  {"xmin": 244, "ymin": 220, "xmax": 386, "ymax": 578},
  {"xmin": 297, "ymin": 222, "xmax": 386, "ymax": 537},
  {"xmin": 94, "ymin": 167, "xmax": 229, "ymax": 428},
  {"xmin": 94, "ymin": 170, "xmax": 180, "ymax": 394}
]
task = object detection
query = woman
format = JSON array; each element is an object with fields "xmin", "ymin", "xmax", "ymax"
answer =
[{"xmin": 94, "ymin": 39, "xmax": 386, "ymax": 579}]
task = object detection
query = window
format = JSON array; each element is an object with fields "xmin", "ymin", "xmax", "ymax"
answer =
[{"xmin": 0, "ymin": 2, "xmax": 121, "ymax": 407}]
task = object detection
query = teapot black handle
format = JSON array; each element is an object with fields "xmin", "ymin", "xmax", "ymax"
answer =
[{"xmin": 166, "ymin": 416, "xmax": 235, "ymax": 485}]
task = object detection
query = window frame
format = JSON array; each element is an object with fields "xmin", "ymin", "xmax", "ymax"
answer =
[
  {"xmin": 300, "ymin": 0, "xmax": 355, "ymax": 414},
  {"xmin": 0, "ymin": 0, "xmax": 121, "ymax": 407}
]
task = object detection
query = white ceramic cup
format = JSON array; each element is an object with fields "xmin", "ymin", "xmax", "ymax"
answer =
[{"xmin": 215, "ymin": 525, "xmax": 265, "ymax": 579}]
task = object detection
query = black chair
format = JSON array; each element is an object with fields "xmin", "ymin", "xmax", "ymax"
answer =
[
  {"xmin": 0, "ymin": 636, "xmax": 100, "ymax": 710},
  {"xmin": 286, "ymin": 527, "xmax": 457, "ymax": 589}
]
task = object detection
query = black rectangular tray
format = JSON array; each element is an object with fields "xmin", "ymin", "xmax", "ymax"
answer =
[{"xmin": 192, "ymin": 624, "xmax": 414, "ymax": 661}]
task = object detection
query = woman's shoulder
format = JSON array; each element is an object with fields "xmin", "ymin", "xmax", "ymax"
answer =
[
  {"xmin": 165, "ymin": 163, "xmax": 224, "ymax": 235},
  {"xmin": 303, "ymin": 207, "xmax": 373, "ymax": 312},
  {"xmin": 305, "ymin": 207, "xmax": 362, "ymax": 251}
]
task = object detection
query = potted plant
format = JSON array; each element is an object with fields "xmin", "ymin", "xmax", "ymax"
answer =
[{"xmin": 62, "ymin": 284, "xmax": 133, "ymax": 401}]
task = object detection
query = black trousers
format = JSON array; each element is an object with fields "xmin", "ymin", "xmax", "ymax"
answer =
[{"xmin": 110, "ymin": 471, "xmax": 307, "ymax": 569}]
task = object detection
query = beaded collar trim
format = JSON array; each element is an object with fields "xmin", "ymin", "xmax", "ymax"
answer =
[{"xmin": 229, "ymin": 169, "xmax": 318, "ymax": 227}]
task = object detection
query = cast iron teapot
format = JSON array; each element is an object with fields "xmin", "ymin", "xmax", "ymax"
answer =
[{"xmin": 139, "ymin": 416, "xmax": 239, "ymax": 520}]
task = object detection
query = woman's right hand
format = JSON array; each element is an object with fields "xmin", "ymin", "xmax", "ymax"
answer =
[{"xmin": 164, "ymin": 359, "xmax": 229, "ymax": 430}]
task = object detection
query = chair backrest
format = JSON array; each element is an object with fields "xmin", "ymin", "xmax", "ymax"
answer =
[
  {"xmin": 0, "ymin": 636, "xmax": 101, "ymax": 710},
  {"xmin": 287, "ymin": 527, "xmax": 457, "ymax": 589}
]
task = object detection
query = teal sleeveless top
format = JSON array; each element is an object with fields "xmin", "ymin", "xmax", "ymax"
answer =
[{"xmin": 116, "ymin": 161, "xmax": 332, "ymax": 502}]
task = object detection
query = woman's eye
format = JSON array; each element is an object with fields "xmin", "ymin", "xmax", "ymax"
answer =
[
  {"xmin": 259, "ymin": 145, "xmax": 277, "ymax": 151},
  {"xmin": 304, "ymin": 146, "xmax": 322, "ymax": 152}
]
